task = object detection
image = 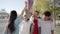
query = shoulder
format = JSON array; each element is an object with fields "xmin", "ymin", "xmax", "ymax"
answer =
[
  {"xmin": 47, "ymin": 20, "xmax": 53, "ymax": 25},
  {"xmin": 21, "ymin": 20, "xmax": 25, "ymax": 23},
  {"xmin": 29, "ymin": 21, "xmax": 34, "ymax": 24},
  {"xmin": 15, "ymin": 16, "xmax": 23, "ymax": 22},
  {"xmin": 38, "ymin": 19, "xmax": 42, "ymax": 21},
  {"xmin": 20, "ymin": 20, "xmax": 26, "ymax": 24},
  {"xmin": 14, "ymin": 17, "xmax": 23, "ymax": 25},
  {"xmin": 48, "ymin": 19, "xmax": 53, "ymax": 23},
  {"xmin": 16, "ymin": 16, "xmax": 22, "ymax": 20},
  {"xmin": 19, "ymin": 20, "xmax": 25, "ymax": 27},
  {"xmin": 38, "ymin": 19, "xmax": 42, "ymax": 22}
]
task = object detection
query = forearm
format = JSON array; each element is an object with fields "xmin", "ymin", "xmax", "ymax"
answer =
[
  {"xmin": 51, "ymin": 30, "xmax": 54, "ymax": 34},
  {"xmin": 20, "ymin": 8, "xmax": 24, "ymax": 16}
]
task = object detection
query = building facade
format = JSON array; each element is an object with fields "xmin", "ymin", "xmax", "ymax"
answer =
[{"xmin": 0, "ymin": 9, "xmax": 9, "ymax": 19}]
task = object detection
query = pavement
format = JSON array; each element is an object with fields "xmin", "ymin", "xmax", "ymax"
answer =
[
  {"xmin": 0, "ymin": 23, "xmax": 5, "ymax": 34},
  {"xmin": 54, "ymin": 20, "xmax": 60, "ymax": 34},
  {"xmin": 0, "ymin": 19, "xmax": 7, "ymax": 34},
  {"xmin": 54, "ymin": 26, "xmax": 60, "ymax": 34}
]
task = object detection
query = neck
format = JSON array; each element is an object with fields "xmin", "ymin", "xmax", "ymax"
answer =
[
  {"xmin": 24, "ymin": 19, "xmax": 28, "ymax": 22},
  {"xmin": 44, "ymin": 18, "xmax": 48, "ymax": 21},
  {"xmin": 34, "ymin": 17, "xmax": 38, "ymax": 20}
]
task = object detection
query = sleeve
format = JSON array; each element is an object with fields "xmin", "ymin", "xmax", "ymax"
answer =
[
  {"xmin": 15, "ymin": 16, "xmax": 23, "ymax": 25},
  {"xmin": 51, "ymin": 23, "xmax": 55, "ymax": 30}
]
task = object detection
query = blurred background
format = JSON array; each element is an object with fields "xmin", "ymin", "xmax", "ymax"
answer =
[{"xmin": 0, "ymin": 0, "xmax": 60, "ymax": 34}]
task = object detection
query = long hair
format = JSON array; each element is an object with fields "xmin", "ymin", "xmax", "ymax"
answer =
[{"xmin": 8, "ymin": 10, "xmax": 17, "ymax": 33}]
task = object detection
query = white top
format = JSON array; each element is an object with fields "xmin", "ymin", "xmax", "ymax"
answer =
[
  {"xmin": 19, "ymin": 20, "xmax": 32, "ymax": 34},
  {"xmin": 29, "ymin": 16, "xmax": 41, "ymax": 27},
  {"xmin": 40, "ymin": 19, "xmax": 54, "ymax": 34}
]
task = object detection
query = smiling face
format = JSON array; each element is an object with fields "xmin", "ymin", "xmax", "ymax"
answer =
[
  {"xmin": 44, "ymin": 15, "xmax": 50, "ymax": 20},
  {"xmin": 43, "ymin": 11, "xmax": 51, "ymax": 20},
  {"xmin": 32, "ymin": 11, "xmax": 39, "ymax": 17},
  {"xmin": 23, "ymin": 15, "xmax": 29, "ymax": 21}
]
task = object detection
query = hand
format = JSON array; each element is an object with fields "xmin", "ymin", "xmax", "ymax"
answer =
[{"xmin": 24, "ymin": 1, "xmax": 28, "ymax": 10}]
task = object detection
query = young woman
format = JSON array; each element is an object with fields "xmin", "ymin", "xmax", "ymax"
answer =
[{"xmin": 3, "ymin": 10, "xmax": 23, "ymax": 34}]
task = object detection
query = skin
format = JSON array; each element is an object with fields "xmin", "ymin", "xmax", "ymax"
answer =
[
  {"xmin": 51, "ymin": 30, "xmax": 54, "ymax": 34},
  {"xmin": 24, "ymin": 1, "xmax": 28, "ymax": 10},
  {"xmin": 44, "ymin": 16, "xmax": 50, "ymax": 21},
  {"xmin": 23, "ymin": 16, "xmax": 29, "ymax": 22},
  {"xmin": 32, "ymin": 11, "xmax": 38, "ymax": 19}
]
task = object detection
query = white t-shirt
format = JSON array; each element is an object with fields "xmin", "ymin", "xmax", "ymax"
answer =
[
  {"xmin": 40, "ymin": 19, "xmax": 54, "ymax": 34},
  {"xmin": 19, "ymin": 20, "xmax": 32, "ymax": 34}
]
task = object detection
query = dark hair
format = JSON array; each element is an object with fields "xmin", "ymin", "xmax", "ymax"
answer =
[
  {"xmin": 44, "ymin": 11, "xmax": 51, "ymax": 17},
  {"xmin": 8, "ymin": 10, "xmax": 17, "ymax": 33},
  {"xmin": 35, "ymin": 11, "xmax": 39, "ymax": 15}
]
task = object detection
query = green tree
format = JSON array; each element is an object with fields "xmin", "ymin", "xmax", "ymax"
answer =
[{"xmin": 30, "ymin": 0, "xmax": 52, "ymax": 17}]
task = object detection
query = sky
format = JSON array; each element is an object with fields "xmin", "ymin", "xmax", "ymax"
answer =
[{"xmin": 0, "ymin": 0, "xmax": 25, "ymax": 14}]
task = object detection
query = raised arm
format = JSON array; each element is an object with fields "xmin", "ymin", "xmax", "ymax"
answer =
[
  {"xmin": 20, "ymin": 1, "xmax": 27, "ymax": 18},
  {"xmin": 20, "ymin": 8, "xmax": 25, "ymax": 18},
  {"xmin": 20, "ymin": 1, "xmax": 32, "ymax": 18}
]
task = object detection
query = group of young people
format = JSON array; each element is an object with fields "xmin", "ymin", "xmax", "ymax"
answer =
[{"xmin": 3, "ymin": 1, "xmax": 54, "ymax": 34}]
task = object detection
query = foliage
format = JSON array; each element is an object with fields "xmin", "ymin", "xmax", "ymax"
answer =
[{"xmin": 30, "ymin": 0, "xmax": 52, "ymax": 17}]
